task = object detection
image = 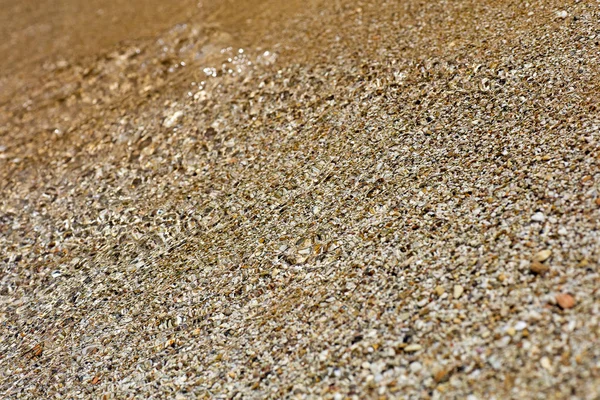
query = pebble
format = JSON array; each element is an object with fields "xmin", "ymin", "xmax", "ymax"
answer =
[
  {"xmin": 531, "ymin": 212, "xmax": 546, "ymax": 222},
  {"xmin": 82, "ymin": 344, "xmax": 102, "ymax": 356},
  {"xmin": 556, "ymin": 10, "xmax": 568, "ymax": 19},
  {"xmin": 433, "ymin": 367, "xmax": 452, "ymax": 383},
  {"xmin": 556, "ymin": 293, "xmax": 576, "ymax": 309},
  {"xmin": 163, "ymin": 111, "xmax": 184, "ymax": 128},
  {"xmin": 540, "ymin": 356, "xmax": 552, "ymax": 370},
  {"xmin": 404, "ymin": 344, "xmax": 422, "ymax": 352},
  {"xmin": 434, "ymin": 285, "xmax": 445, "ymax": 296},
  {"xmin": 515, "ymin": 321, "xmax": 527, "ymax": 331},
  {"xmin": 417, "ymin": 298, "xmax": 429, "ymax": 307},
  {"xmin": 398, "ymin": 312, "xmax": 411, "ymax": 321},
  {"xmin": 529, "ymin": 260, "xmax": 549, "ymax": 275},
  {"xmin": 409, "ymin": 361, "xmax": 422, "ymax": 373},
  {"xmin": 453, "ymin": 285, "xmax": 464, "ymax": 299},
  {"xmin": 533, "ymin": 249, "xmax": 552, "ymax": 262}
]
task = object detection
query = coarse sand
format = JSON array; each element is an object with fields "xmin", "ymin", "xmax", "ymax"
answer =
[{"xmin": 1, "ymin": 0, "xmax": 599, "ymax": 398}]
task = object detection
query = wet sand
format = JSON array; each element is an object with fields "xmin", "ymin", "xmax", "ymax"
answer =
[
  {"xmin": 0, "ymin": 0, "xmax": 310, "ymax": 106},
  {"xmin": 1, "ymin": 0, "xmax": 599, "ymax": 398},
  {"xmin": 0, "ymin": 0, "xmax": 199, "ymax": 74}
]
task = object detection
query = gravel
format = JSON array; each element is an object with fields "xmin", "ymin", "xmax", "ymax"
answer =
[{"xmin": 1, "ymin": 0, "xmax": 599, "ymax": 398}]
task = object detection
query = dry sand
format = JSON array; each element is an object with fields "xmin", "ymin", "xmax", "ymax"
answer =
[{"xmin": 1, "ymin": 0, "xmax": 599, "ymax": 398}]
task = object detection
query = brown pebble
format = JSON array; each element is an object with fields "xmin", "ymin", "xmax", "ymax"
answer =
[
  {"xmin": 595, "ymin": 198, "xmax": 600, "ymax": 206},
  {"xmin": 556, "ymin": 293, "xmax": 576, "ymax": 309},
  {"xmin": 433, "ymin": 367, "xmax": 452, "ymax": 383},
  {"xmin": 530, "ymin": 261, "xmax": 549, "ymax": 275}
]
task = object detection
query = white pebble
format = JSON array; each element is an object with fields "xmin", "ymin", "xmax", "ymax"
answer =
[
  {"xmin": 541, "ymin": 356, "xmax": 552, "ymax": 370},
  {"xmin": 404, "ymin": 344, "xmax": 422, "ymax": 352},
  {"xmin": 409, "ymin": 361, "xmax": 422, "ymax": 373},
  {"xmin": 531, "ymin": 212, "xmax": 546, "ymax": 222},
  {"xmin": 163, "ymin": 111, "xmax": 184, "ymax": 128},
  {"xmin": 453, "ymin": 285, "xmax": 464, "ymax": 299},
  {"xmin": 515, "ymin": 321, "xmax": 527, "ymax": 331}
]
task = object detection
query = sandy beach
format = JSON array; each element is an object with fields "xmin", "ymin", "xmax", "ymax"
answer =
[{"xmin": 0, "ymin": 0, "xmax": 599, "ymax": 398}]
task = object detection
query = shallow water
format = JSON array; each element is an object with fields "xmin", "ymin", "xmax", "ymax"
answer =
[
  {"xmin": 0, "ymin": 0, "xmax": 199, "ymax": 74},
  {"xmin": 0, "ymin": 0, "xmax": 311, "ymax": 107},
  {"xmin": 0, "ymin": 0, "xmax": 310, "ymax": 73}
]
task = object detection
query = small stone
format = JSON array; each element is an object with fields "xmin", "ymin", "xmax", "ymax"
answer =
[
  {"xmin": 163, "ymin": 111, "xmax": 184, "ymax": 128},
  {"xmin": 506, "ymin": 327, "xmax": 516, "ymax": 336},
  {"xmin": 556, "ymin": 10, "xmax": 568, "ymax": 19},
  {"xmin": 556, "ymin": 293, "xmax": 576, "ymax": 309},
  {"xmin": 595, "ymin": 198, "xmax": 600, "ymax": 207},
  {"xmin": 409, "ymin": 361, "xmax": 422, "ymax": 373},
  {"xmin": 453, "ymin": 285, "xmax": 464, "ymax": 299},
  {"xmin": 578, "ymin": 259, "xmax": 589, "ymax": 268},
  {"xmin": 433, "ymin": 367, "xmax": 452, "ymax": 383},
  {"xmin": 514, "ymin": 321, "xmax": 527, "ymax": 331},
  {"xmin": 530, "ymin": 260, "xmax": 549, "ymax": 275},
  {"xmin": 56, "ymin": 60, "xmax": 70, "ymax": 69},
  {"xmin": 531, "ymin": 212, "xmax": 546, "ymax": 222},
  {"xmin": 557, "ymin": 227, "xmax": 568, "ymax": 235},
  {"xmin": 404, "ymin": 344, "xmax": 422, "ymax": 352},
  {"xmin": 533, "ymin": 249, "xmax": 552, "ymax": 262},
  {"xmin": 398, "ymin": 312, "xmax": 411, "ymax": 321},
  {"xmin": 434, "ymin": 285, "xmax": 445, "ymax": 296},
  {"xmin": 540, "ymin": 356, "xmax": 552, "ymax": 370},
  {"xmin": 417, "ymin": 298, "xmax": 429, "ymax": 307}
]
